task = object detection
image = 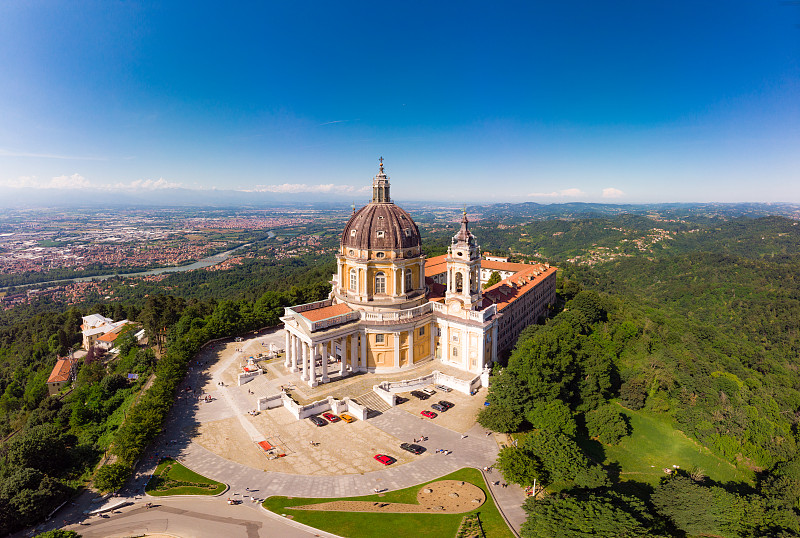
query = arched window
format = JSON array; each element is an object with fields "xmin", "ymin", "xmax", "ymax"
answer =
[
  {"xmin": 375, "ymin": 271, "xmax": 386, "ymax": 294},
  {"xmin": 405, "ymin": 269, "xmax": 413, "ymax": 292},
  {"xmin": 349, "ymin": 268, "xmax": 357, "ymax": 291},
  {"xmin": 455, "ymin": 272, "xmax": 463, "ymax": 293}
]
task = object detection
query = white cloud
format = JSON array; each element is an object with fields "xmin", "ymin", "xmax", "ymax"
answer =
[
  {"xmin": 50, "ymin": 174, "xmax": 92, "ymax": 189},
  {"xmin": 110, "ymin": 178, "xmax": 186, "ymax": 191},
  {"xmin": 249, "ymin": 183, "xmax": 369, "ymax": 194},
  {"xmin": 528, "ymin": 188, "xmax": 586, "ymax": 198},
  {"xmin": 0, "ymin": 174, "xmax": 92, "ymax": 190},
  {"xmin": 0, "ymin": 174, "xmax": 190, "ymax": 191},
  {"xmin": 602, "ymin": 187, "xmax": 625, "ymax": 198}
]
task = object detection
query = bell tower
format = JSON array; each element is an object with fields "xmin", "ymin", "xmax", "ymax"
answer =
[{"xmin": 445, "ymin": 210, "xmax": 482, "ymax": 311}]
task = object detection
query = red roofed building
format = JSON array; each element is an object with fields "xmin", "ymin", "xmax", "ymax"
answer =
[
  {"xmin": 281, "ymin": 160, "xmax": 556, "ymax": 388},
  {"xmin": 47, "ymin": 354, "xmax": 78, "ymax": 395}
]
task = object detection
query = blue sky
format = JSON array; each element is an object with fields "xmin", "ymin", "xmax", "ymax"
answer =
[{"xmin": 0, "ymin": 1, "xmax": 798, "ymax": 204}]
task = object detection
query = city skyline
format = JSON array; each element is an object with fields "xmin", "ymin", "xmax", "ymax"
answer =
[{"xmin": 1, "ymin": 1, "xmax": 798, "ymax": 204}]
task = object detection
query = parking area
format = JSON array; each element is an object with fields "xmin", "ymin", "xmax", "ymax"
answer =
[
  {"xmin": 181, "ymin": 329, "xmax": 487, "ymax": 476},
  {"xmin": 191, "ymin": 401, "xmax": 425, "ymax": 477},
  {"xmin": 395, "ymin": 385, "xmax": 487, "ymax": 434}
]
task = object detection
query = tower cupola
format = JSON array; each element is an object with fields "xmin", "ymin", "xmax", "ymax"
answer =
[
  {"xmin": 372, "ymin": 157, "xmax": 391, "ymax": 203},
  {"xmin": 445, "ymin": 210, "xmax": 483, "ymax": 310}
]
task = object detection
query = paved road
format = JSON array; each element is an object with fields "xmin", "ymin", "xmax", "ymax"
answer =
[{"xmin": 65, "ymin": 496, "xmax": 336, "ymax": 538}]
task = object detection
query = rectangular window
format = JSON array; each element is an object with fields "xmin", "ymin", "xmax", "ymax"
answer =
[
  {"xmin": 376, "ymin": 334, "xmax": 385, "ymax": 343},
  {"xmin": 419, "ymin": 326, "xmax": 425, "ymax": 336},
  {"xmin": 405, "ymin": 269, "xmax": 412, "ymax": 291},
  {"xmin": 452, "ymin": 333, "xmax": 459, "ymax": 343}
]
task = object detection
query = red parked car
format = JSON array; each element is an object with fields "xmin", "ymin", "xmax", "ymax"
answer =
[
  {"xmin": 322, "ymin": 412, "xmax": 340, "ymax": 423},
  {"xmin": 421, "ymin": 410, "xmax": 438, "ymax": 419},
  {"xmin": 374, "ymin": 454, "xmax": 396, "ymax": 465}
]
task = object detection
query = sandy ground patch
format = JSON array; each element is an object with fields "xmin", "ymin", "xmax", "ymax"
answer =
[{"xmin": 292, "ymin": 480, "xmax": 485, "ymax": 513}]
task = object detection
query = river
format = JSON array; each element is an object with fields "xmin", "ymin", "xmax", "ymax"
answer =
[{"xmin": 3, "ymin": 240, "xmax": 261, "ymax": 291}]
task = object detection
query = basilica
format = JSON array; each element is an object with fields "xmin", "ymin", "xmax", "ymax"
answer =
[{"xmin": 281, "ymin": 161, "xmax": 557, "ymax": 387}]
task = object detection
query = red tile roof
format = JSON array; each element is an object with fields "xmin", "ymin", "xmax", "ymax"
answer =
[
  {"xmin": 47, "ymin": 357, "xmax": 74, "ymax": 384},
  {"xmin": 424, "ymin": 254, "xmax": 447, "ymax": 277},
  {"xmin": 301, "ymin": 302, "xmax": 353, "ymax": 322},
  {"xmin": 482, "ymin": 264, "xmax": 557, "ymax": 311},
  {"xmin": 97, "ymin": 331, "xmax": 120, "ymax": 342}
]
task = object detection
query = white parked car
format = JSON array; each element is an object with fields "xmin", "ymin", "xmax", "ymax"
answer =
[
  {"xmin": 422, "ymin": 387, "xmax": 436, "ymax": 395},
  {"xmin": 435, "ymin": 385, "xmax": 452, "ymax": 392}
]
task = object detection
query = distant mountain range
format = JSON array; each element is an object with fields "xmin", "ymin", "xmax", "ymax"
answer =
[
  {"xmin": 467, "ymin": 201, "xmax": 800, "ymax": 221},
  {"xmin": 2, "ymin": 187, "xmax": 799, "ymax": 222}
]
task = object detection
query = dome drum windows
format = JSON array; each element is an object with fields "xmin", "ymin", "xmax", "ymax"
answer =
[
  {"xmin": 375, "ymin": 271, "xmax": 387, "ymax": 295},
  {"xmin": 349, "ymin": 268, "xmax": 357, "ymax": 291}
]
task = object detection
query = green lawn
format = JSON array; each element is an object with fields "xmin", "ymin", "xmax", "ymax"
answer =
[
  {"xmin": 590, "ymin": 405, "xmax": 753, "ymax": 486},
  {"xmin": 263, "ymin": 468, "xmax": 514, "ymax": 538},
  {"xmin": 145, "ymin": 458, "xmax": 226, "ymax": 496}
]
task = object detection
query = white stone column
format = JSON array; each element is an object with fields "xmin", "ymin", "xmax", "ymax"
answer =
[
  {"xmin": 301, "ymin": 342, "xmax": 309, "ymax": 380},
  {"xmin": 291, "ymin": 334, "xmax": 299, "ymax": 372},
  {"xmin": 400, "ymin": 268, "xmax": 405, "ymax": 295},
  {"xmin": 492, "ymin": 324, "xmax": 498, "ymax": 364},
  {"xmin": 462, "ymin": 328, "xmax": 469, "ymax": 369},
  {"xmin": 407, "ymin": 329, "xmax": 414, "ymax": 367},
  {"xmin": 394, "ymin": 332, "xmax": 400, "ymax": 368},
  {"xmin": 430, "ymin": 322, "xmax": 436, "ymax": 359},
  {"xmin": 478, "ymin": 329, "xmax": 486, "ymax": 370},
  {"xmin": 321, "ymin": 341, "xmax": 329, "ymax": 383},
  {"xmin": 350, "ymin": 333, "xmax": 357, "ymax": 372},
  {"xmin": 360, "ymin": 331, "xmax": 367, "ymax": 371},
  {"xmin": 339, "ymin": 337, "xmax": 347, "ymax": 376},
  {"xmin": 440, "ymin": 321, "xmax": 449, "ymax": 362},
  {"xmin": 308, "ymin": 343, "xmax": 318, "ymax": 387},
  {"xmin": 284, "ymin": 331, "xmax": 291, "ymax": 367}
]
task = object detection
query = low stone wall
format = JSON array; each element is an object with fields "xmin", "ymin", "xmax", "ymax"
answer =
[
  {"xmin": 377, "ymin": 373, "xmax": 435, "ymax": 393},
  {"xmin": 375, "ymin": 370, "xmax": 482, "ymax": 396},
  {"xmin": 238, "ymin": 369, "xmax": 262, "ymax": 386},
  {"xmin": 345, "ymin": 397, "xmax": 368, "ymax": 420},
  {"xmin": 373, "ymin": 385, "xmax": 397, "ymax": 407},
  {"xmin": 257, "ymin": 393, "xmax": 284, "ymax": 411}
]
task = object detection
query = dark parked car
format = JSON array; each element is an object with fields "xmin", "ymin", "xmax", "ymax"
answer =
[
  {"xmin": 400, "ymin": 443, "xmax": 425, "ymax": 454},
  {"xmin": 410, "ymin": 390, "xmax": 429, "ymax": 400},
  {"xmin": 309, "ymin": 416, "xmax": 327, "ymax": 427},
  {"xmin": 431, "ymin": 403, "xmax": 446, "ymax": 412},
  {"xmin": 438, "ymin": 400, "xmax": 454, "ymax": 410}
]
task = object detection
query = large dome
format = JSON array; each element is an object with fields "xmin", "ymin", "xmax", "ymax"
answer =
[
  {"xmin": 340, "ymin": 160, "xmax": 421, "ymax": 252},
  {"xmin": 341, "ymin": 203, "xmax": 421, "ymax": 251}
]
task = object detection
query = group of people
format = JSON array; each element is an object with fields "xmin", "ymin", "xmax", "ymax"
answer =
[
  {"xmin": 435, "ymin": 448, "xmax": 451, "ymax": 455},
  {"xmin": 247, "ymin": 409, "xmax": 258, "ymax": 416},
  {"xmin": 412, "ymin": 436, "xmax": 428, "ymax": 443}
]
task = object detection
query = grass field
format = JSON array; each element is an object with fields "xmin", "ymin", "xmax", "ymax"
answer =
[
  {"xmin": 587, "ymin": 405, "xmax": 753, "ymax": 486},
  {"xmin": 263, "ymin": 468, "xmax": 514, "ymax": 538},
  {"xmin": 145, "ymin": 458, "xmax": 227, "ymax": 496}
]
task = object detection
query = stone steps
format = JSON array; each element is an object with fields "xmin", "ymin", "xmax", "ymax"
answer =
[{"xmin": 353, "ymin": 391, "xmax": 392, "ymax": 414}]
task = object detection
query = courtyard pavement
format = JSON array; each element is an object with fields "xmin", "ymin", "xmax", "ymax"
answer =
[{"xmin": 49, "ymin": 328, "xmax": 526, "ymax": 538}]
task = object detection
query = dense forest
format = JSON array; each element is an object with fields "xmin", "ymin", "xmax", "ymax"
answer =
[
  {"xmin": 480, "ymin": 215, "xmax": 800, "ymax": 537},
  {"xmin": 0, "ymin": 253, "xmax": 331, "ymax": 534},
  {"xmin": 1, "ymin": 212, "xmax": 799, "ymax": 536}
]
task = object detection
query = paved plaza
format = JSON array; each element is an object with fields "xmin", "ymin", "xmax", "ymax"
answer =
[{"xmin": 52, "ymin": 328, "xmax": 526, "ymax": 538}]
